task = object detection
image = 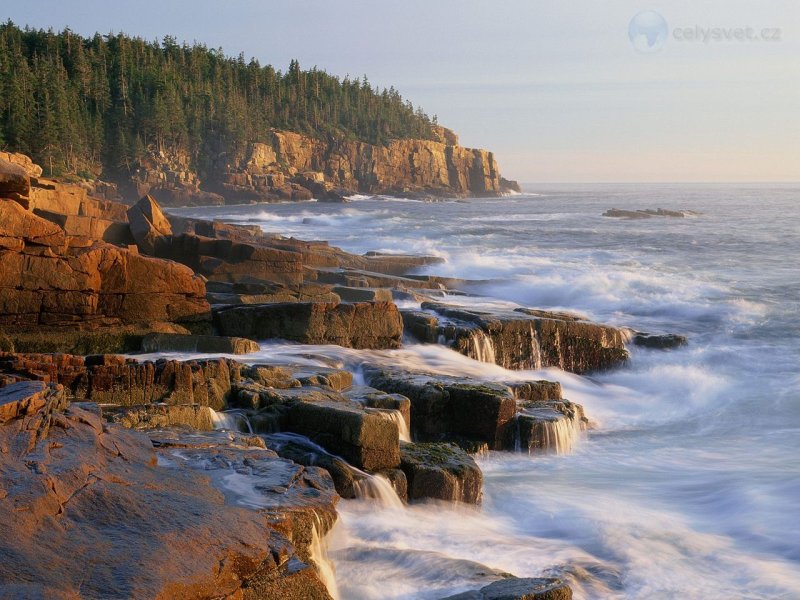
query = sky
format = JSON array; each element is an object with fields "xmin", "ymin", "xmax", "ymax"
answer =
[{"xmin": 5, "ymin": 0, "xmax": 799, "ymax": 183}]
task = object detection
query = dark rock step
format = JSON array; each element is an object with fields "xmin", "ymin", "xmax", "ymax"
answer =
[
  {"xmin": 400, "ymin": 441, "xmax": 483, "ymax": 504},
  {"xmin": 364, "ymin": 365, "xmax": 516, "ymax": 450},
  {"xmin": 213, "ymin": 301, "xmax": 404, "ymax": 349}
]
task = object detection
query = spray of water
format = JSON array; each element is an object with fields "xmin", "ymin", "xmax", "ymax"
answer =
[
  {"xmin": 210, "ymin": 409, "xmax": 253, "ymax": 433},
  {"xmin": 310, "ymin": 513, "xmax": 341, "ymax": 600},
  {"xmin": 467, "ymin": 329, "xmax": 497, "ymax": 365}
]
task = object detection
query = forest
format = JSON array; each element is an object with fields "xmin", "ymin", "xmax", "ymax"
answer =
[{"xmin": 0, "ymin": 21, "xmax": 437, "ymax": 178}]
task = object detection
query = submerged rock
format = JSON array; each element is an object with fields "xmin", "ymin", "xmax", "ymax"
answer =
[
  {"xmin": 602, "ymin": 208, "xmax": 698, "ymax": 219},
  {"xmin": 441, "ymin": 577, "xmax": 572, "ymax": 600},
  {"xmin": 400, "ymin": 441, "xmax": 483, "ymax": 504},
  {"xmin": 632, "ymin": 332, "xmax": 688, "ymax": 349}
]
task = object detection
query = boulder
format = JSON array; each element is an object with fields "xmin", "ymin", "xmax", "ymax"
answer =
[
  {"xmin": 127, "ymin": 194, "xmax": 173, "ymax": 254},
  {"xmin": 286, "ymin": 393, "xmax": 401, "ymax": 471},
  {"xmin": 500, "ymin": 177, "xmax": 522, "ymax": 193},
  {"xmin": 0, "ymin": 157, "xmax": 31, "ymax": 203},
  {"xmin": 441, "ymin": 577, "xmax": 572, "ymax": 600},
  {"xmin": 0, "ymin": 203, "xmax": 209, "ymax": 332},
  {"xmin": 505, "ymin": 400, "xmax": 587, "ymax": 454},
  {"xmin": 214, "ymin": 301, "xmax": 404, "ymax": 349},
  {"xmin": 0, "ymin": 197, "xmax": 65, "ymax": 246},
  {"xmin": 506, "ymin": 380, "xmax": 563, "ymax": 402},
  {"xmin": 400, "ymin": 442, "xmax": 483, "ymax": 504}
]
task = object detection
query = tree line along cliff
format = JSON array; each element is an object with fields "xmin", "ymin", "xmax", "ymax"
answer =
[{"xmin": 0, "ymin": 21, "xmax": 519, "ymax": 204}]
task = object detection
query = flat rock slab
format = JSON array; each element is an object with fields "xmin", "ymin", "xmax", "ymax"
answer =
[
  {"xmin": 0, "ymin": 380, "xmax": 50, "ymax": 423},
  {"xmin": 332, "ymin": 285, "xmax": 393, "ymax": 303}
]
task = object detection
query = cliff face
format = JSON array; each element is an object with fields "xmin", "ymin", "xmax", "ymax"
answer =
[{"xmin": 136, "ymin": 126, "xmax": 515, "ymax": 206}]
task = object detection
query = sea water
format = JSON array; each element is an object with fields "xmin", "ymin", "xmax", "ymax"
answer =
[{"xmin": 169, "ymin": 184, "xmax": 800, "ymax": 599}]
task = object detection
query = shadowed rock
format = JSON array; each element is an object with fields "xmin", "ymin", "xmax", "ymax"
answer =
[
  {"xmin": 127, "ymin": 194, "xmax": 173, "ymax": 254},
  {"xmin": 141, "ymin": 332, "xmax": 260, "ymax": 354},
  {"xmin": 632, "ymin": 332, "xmax": 688, "ymax": 349},
  {"xmin": 364, "ymin": 366, "xmax": 516, "ymax": 449},
  {"xmin": 400, "ymin": 441, "xmax": 483, "ymax": 504},
  {"xmin": 214, "ymin": 301, "xmax": 404, "ymax": 349}
]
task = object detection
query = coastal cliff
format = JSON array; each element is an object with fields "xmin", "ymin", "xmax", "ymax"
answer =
[
  {"xmin": 0, "ymin": 23, "xmax": 518, "ymax": 207},
  {"xmin": 135, "ymin": 125, "xmax": 513, "ymax": 206}
]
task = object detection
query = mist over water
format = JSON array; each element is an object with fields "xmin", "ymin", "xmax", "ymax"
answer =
[{"xmin": 172, "ymin": 185, "xmax": 800, "ymax": 599}]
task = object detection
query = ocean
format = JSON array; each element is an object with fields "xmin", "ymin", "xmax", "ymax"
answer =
[{"xmin": 170, "ymin": 185, "xmax": 800, "ymax": 599}]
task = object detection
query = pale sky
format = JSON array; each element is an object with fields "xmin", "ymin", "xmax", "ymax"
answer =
[{"xmin": 6, "ymin": 0, "xmax": 799, "ymax": 182}]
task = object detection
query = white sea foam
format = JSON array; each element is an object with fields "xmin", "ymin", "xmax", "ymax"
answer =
[{"xmin": 159, "ymin": 189, "xmax": 800, "ymax": 598}]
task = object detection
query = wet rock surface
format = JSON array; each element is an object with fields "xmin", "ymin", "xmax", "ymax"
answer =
[
  {"xmin": 602, "ymin": 207, "xmax": 699, "ymax": 219},
  {"xmin": 400, "ymin": 441, "xmax": 483, "ymax": 504},
  {"xmin": 404, "ymin": 302, "xmax": 629, "ymax": 373},
  {"xmin": 441, "ymin": 577, "xmax": 572, "ymax": 600},
  {"xmin": 632, "ymin": 331, "xmax": 688, "ymax": 349},
  {"xmin": 364, "ymin": 365, "xmax": 516, "ymax": 450},
  {"xmin": 0, "ymin": 382, "xmax": 336, "ymax": 600}
]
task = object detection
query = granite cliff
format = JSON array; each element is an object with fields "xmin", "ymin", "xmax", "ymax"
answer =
[{"xmin": 135, "ymin": 126, "xmax": 517, "ymax": 206}]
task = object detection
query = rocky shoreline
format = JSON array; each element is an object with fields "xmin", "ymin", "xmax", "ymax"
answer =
[{"xmin": 0, "ymin": 152, "xmax": 683, "ymax": 599}]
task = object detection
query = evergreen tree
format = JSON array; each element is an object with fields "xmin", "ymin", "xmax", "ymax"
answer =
[{"xmin": 0, "ymin": 21, "xmax": 436, "ymax": 177}]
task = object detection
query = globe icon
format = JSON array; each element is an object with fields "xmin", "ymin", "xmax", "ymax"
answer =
[{"xmin": 628, "ymin": 11, "xmax": 668, "ymax": 53}]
